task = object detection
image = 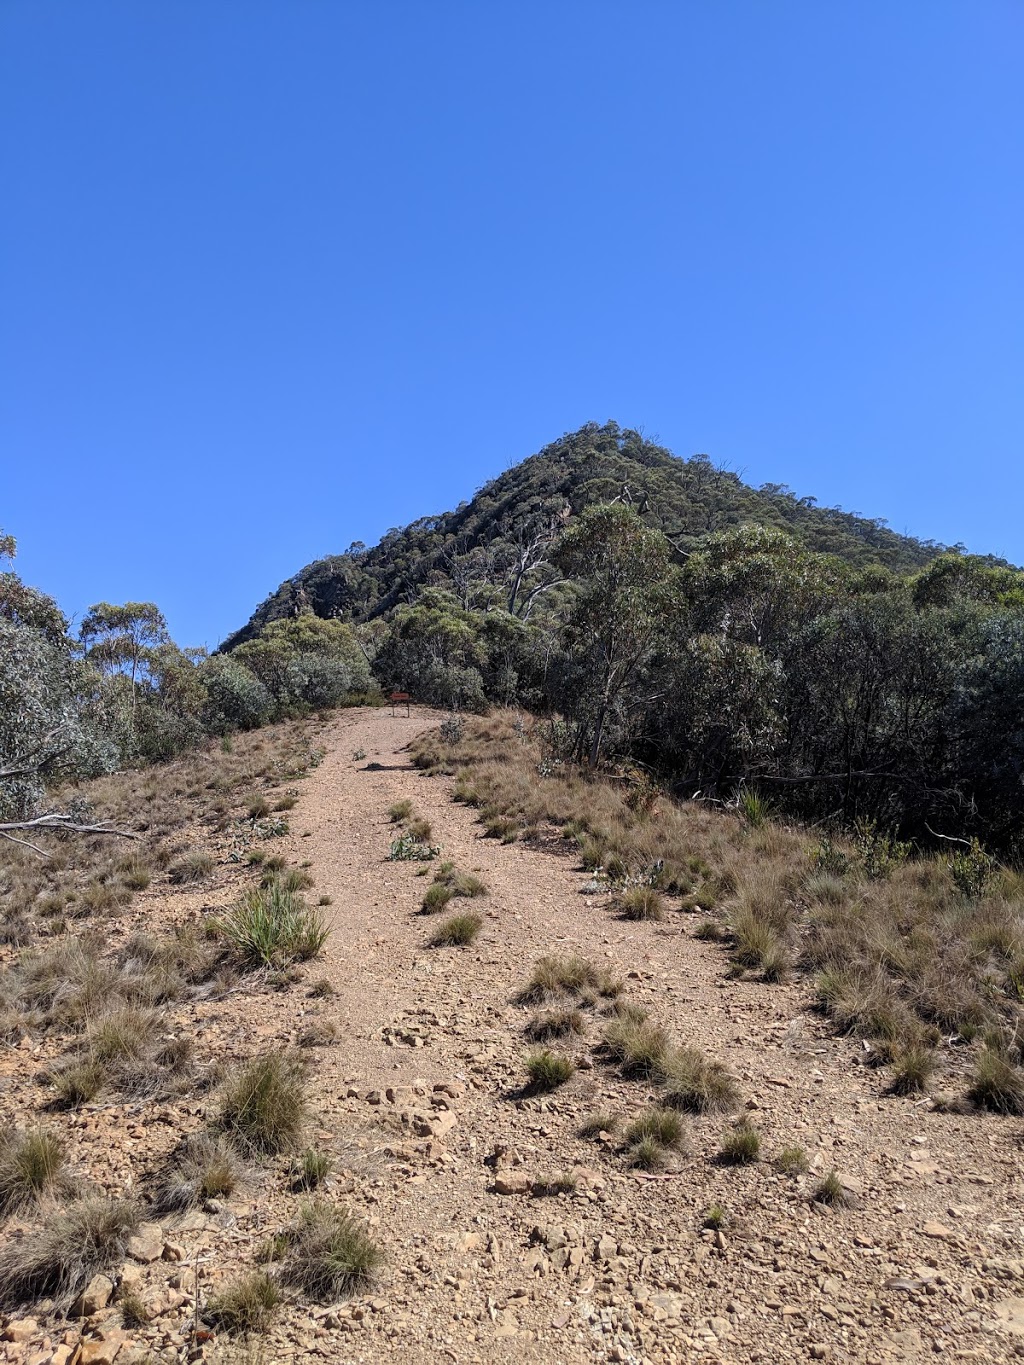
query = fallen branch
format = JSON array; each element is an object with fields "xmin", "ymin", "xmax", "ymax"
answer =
[{"xmin": 0, "ymin": 812, "xmax": 139, "ymax": 857}]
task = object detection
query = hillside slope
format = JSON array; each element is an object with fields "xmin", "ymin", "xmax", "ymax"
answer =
[{"xmin": 221, "ymin": 421, "xmax": 943, "ymax": 649}]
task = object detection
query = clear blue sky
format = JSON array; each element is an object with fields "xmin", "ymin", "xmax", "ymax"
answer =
[{"xmin": 2, "ymin": 2, "xmax": 1022, "ymax": 649}]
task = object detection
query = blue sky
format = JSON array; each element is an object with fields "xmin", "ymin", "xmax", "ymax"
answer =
[{"xmin": 2, "ymin": 2, "xmax": 1022, "ymax": 649}]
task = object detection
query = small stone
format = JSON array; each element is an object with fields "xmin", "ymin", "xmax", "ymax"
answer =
[
  {"xmin": 922, "ymin": 1221, "xmax": 953, "ymax": 1240},
  {"xmin": 596, "ymin": 1234, "xmax": 618, "ymax": 1262},
  {"xmin": 71, "ymin": 1273, "xmax": 115, "ymax": 1316},
  {"xmin": 493, "ymin": 1174, "xmax": 531, "ymax": 1195},
  {"xmin": 3, "ymin": 1319, "xmax": 38, "ymax": 1343},
  {"xmin": 161, "ymin": 1241, "xmax": 185, "ymax": 1262},
  {"xmin": 127, "ymin": 1224, "xmax": 163, "ymax": 1263},
  {"xmin": 810, "ymin": 1347, "xmax": 831, "ymax": 1361}
]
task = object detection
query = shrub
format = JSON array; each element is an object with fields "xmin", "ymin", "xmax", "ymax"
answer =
[
  {"xmin": 967, "ymin": 1048, "xmax": 1024, "ymax": 1115},
  {"xmin": 660, "ymin": 1046, "xmax": 739, "ymax": 1113},
  {"xmin": 206, "ymin": 1271, "xmax": 281, "ymax": 1335},
  {"xmin": 524, "ymin": 1008, "xmax": 585, "ymax": 1041},
  {"xmin": 168, "ymin": 852, "xmax": 215, "ymax": 885},
  {"xmin": 388, "ymin": 800, "xmax": 413, "ymax": 823},
  {"xmin": 619, "ymin": 887, "xmax": 666, "ymax": 922},
  {"xmin": 812, "ymin": 838, "xmax": 849, "ymax": 877},
  {"xmin": 719, "ymin": 1120, "xmax": 761, "ymax": 1164},
  {"xmin": 525, "ymin": 1050, "xmax": 575, "ymax": 1092},
  {"xmin": 408, "ymin": 816, "xmax": 432, "ymax": 843},
  {"xmin": 0, "ymin": 1196, "xmax": 140, "ymax": 1306},
  {"xmin": 248, "ymin": 797, "xmax": 271, "ymax": 820},
  {"xmin": 427, "ymin": 912, "xmax": 483, "ymax": 948},
  {"xmin": 217, "ymin": 884, "xmax": 329, "ymax": 968},
  {"xmin": 0, "ymin": 1127, "xmax": 67, "ymax": 1216},
  {"xmin": 153, "ymin": 1134, "xmax": 241, "ymax": 1213},
  {"xmin": 219, "ymin": 1052, "xmax": 307, "ymax": 1155},
  {"xmin": 949, "ymin": 840, "xmax": 996, "ymax": 899},
  {"xmin": 387, "ymin": 833, "xmax": 437, "ymax": 862},
  {"xmin": 280, "ymin": 1203, "xmax": 382, "ymax": 1301}
]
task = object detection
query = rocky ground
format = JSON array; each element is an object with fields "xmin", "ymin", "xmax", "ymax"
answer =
[{"xmin": 2, "ymin": 706, "xmax": 1023, "ymax": 1364}]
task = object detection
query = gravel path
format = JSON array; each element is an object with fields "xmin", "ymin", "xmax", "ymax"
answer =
[{"xmin": 253, "ymin": 706, "xmax": 1024, "ymax": 1365}]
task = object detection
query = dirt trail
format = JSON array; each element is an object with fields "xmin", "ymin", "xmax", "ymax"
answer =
[{"xmin": 264, "ymin": 707, "xmax": 1022, "ymax": 1365}]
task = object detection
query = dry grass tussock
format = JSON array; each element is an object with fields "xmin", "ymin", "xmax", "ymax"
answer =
[
  {"xmin": 416, "ymin": 712, "xmax": 1024, "ymax": 1107},
  {"xmin": 0, "ymin": 1196, "xmax": 140, "ymax": 1307}
]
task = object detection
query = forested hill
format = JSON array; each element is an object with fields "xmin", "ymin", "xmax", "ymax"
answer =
[{"xmin": 221, "ymin": 421, "xmax": 944, "ymax": 649}]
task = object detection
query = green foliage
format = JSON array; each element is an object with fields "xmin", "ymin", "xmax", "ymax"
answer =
[
  {"xmin": 207, "ymin": 1271, "xmax": 282, "ymax": 1335},
  {"xmin": 855, "ymin": 821, "xmax": 912, "ymax": 880},
  {"xmin": 217, "ymin": 883, "xmax": 329, "ymax": 968},
  {"xmin": 218, "ymin": 1052, "xmax": 307, "ymax": 1154},
  {"xmin": 280, "ymin": 1202, "xmax": 383, "ymax": 1301},
  {"xmin": 387, "ymin": 832, "xmax": 437, "ymax": 861},
  {"xmin": 427, "ymin": 911, "xmax": 483, "ymax": 947},
  {"xmin": 525, "ymin": 1049, "xmax": 575, "ymax": 1091},
  {"xmin": 948, "ymin": 839, "xmax": 996, "ymax": 899}
]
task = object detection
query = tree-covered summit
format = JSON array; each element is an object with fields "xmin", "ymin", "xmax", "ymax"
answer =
[{"xmin": 220, "ymin": 421, "xmax": 947, "ymax": 649}]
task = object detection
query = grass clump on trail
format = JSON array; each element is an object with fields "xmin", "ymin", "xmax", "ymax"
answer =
[
  {"xmin": 279, "ymin": 1203, "xmax": 383, "ymax": 1301},
  {"xmin": 420, "ymin": 882, "xmax": 454, "ymax": 915},
  {"xmin": 206, "ymin": 1270, "xmax": 282, "ymax": 1335},
  {"xmin": 967, "ymin": 1048, "xmax": 1024, "ymax": 1114},
  {"xmin": 218, "ymin": 1052, "xmax": 307, "ymax": 1155},
  {"xmin": 525, "ymin": 1049, "xmax": 576, "ymax": 1092},
  {"xmin": 0, "ymin": 1126, "xmax": 69, "ymax": 1217},
  {"xmin": 719, "ymin": 1120, "xmax": 761, "ymax": 1164},
  {"xmin": 660, "ymin": 1045, "xmax": 740, "ymax": 1113},
  {"xmin": 413, "ymin": 711, "xmax": 1024, "ymax": 1109},
  {"xmin": 603, "ymin": 1016, "xmax": 670, "ymax": 1079},
  {"xmin": 515, "ymin": 954, "xmax": 622, "ymax": 1006},
  {"xmin": 0, "ymin": 1196, "xmax": 140, "ymax": 1307},
  {"xmin": 427, "ymin": 912, "xmax": 483, "ymax": 947},
  {"xmin": 153, "ymin": 1134, "xmax": 241, "ymax": 1213},
  {"xmin": 217, "ymin": 883, "xmax": 329, "ymax": 968},
  {"xmin": 432, "ymin": 861, "xmax": 487, "ymax": 898},
  {"xmin": 525, "ymin": 1007, "xmax": 585, "ymax": 1041},
  {"xmin": 618, "ymin": 887, "xmax": 666, "ymax": 922}
]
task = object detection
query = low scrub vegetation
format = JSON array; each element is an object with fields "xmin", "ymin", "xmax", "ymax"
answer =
[
  {"xmin": 0, "ymin": 1126, "xmax": 68, "ymax": 1217},
  {"xmin": 153, "ymin": 1134, "xmax": 241, "ymax": 1214},
  {"xmin": 218, "ymin": 1052, "xmax": 307, "ymax": 1155},
  {"xmin": 206, "ymin": 1270, "xmax": 282, "ymax": 1335},
  {"xmin": 427, "ymin": 912, "xmax": 483, "ymax": 947},
  {"xmin": 0, "ymin": 1196, "xmax": 140, "ymax": 1307},
  {"xmin": 216, "ymin": 883, "xmax": 329, "ymax": 969},
  {"xmin": 525, "ymin": 1049, "xmax": 575, "ymax": 1092},
  {"xmin": 418, "ymin": 711, "xmax": 1024, "ymax": 1109},
  {"xmin": 278, "ymin": 1202, "xmax": 383, "ymax": 1301}
]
